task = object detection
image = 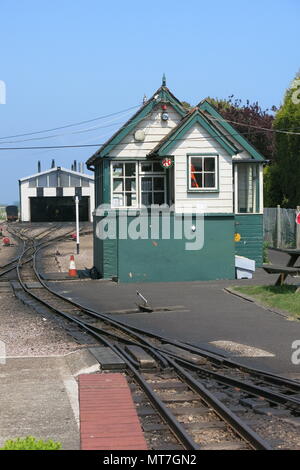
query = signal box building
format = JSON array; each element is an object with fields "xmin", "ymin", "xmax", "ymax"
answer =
[
  {"xmin": 19, "ymin": 163, "xmax": 94, "ymax": 222},
  {"xmin": 87, "ymin": 78, "xmax": 265, "ymax": 283}
]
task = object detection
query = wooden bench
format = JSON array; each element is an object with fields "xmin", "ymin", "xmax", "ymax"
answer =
[{"xmin": 263, "ymin": 264, "xmax": 300, "ymax": 286}]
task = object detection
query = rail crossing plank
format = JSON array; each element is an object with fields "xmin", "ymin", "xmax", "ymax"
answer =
[
  {"xmin": 79, "ymin": 373, "xmax": 147, "ymax": 450},
  {"xmin": 125, "ymin": 345, "xmax": 156, "ymax": 369},
  {"xmin": 89, "ymin": 347, "xmax": 126, "ymax": 370},
  {"xmin": 161, "ymin": 344, "xmax": 208, "ymax": 365}
]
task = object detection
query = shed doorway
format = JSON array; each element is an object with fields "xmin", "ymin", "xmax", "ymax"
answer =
[{"xmin": 30, "ymin": 196, "xmax": 89, "ymax": 222}]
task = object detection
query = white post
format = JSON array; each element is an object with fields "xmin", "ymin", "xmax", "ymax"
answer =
[
  {"xmin": 75, "ymin": 196, "xmax": 80, "ymax": 254},
  {"xmin": 234, "ymin": 164, "xmax": 238, "ymax": 213}
]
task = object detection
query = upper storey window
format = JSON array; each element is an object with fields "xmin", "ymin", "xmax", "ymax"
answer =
[{"xmin": 188, "ymin": 155, "xmax": 218, "ymax": 191}]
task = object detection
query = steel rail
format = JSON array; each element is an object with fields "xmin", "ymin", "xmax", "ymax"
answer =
[
  {"xmin": 156, "ymin": 351, "xmax": 300, "ymax": 410},
  {"xmin": 12, "ymin": 230, "xmax": 298, "ymax": 451},
  {"xmin": 17, "ymin": 250, "xmax": 200, "ymax": 450},
  {"xmin": 32, "ymin": 246, "xmax": 170, "ymax": 368},
  {"xmin": 35, "ymin": 266, "xmax": 300, "ymax": 392},
  {"xmin": 162, "ymin": 355, "xmax": 273, "ymax": 450},
  {"xmin": 33, "ymin": 268, "xmax": 300, "ymax": 413},
  {"xmin": 29, "ymin": 236, "xmax": 300, "ymax": 397},
  {"xmin": 1, "ymin": 224, "xmax": 82, "ymax": 278},
  {"xmin": 21, "ymin": 251, "xmax": 263, "ymax": 450},
  {"xmin": 28, "ymin": 238, "xmax": 261, "ymax": 450}
]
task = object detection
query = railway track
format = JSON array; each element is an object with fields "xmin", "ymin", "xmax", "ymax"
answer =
[
  {"xmin": 7, "ymin": 226, "xmax": 300, "ymax": 450},
  {"xmin": 0, "ymin": 223, "xmax": 91, "ymax": 280},
  {"xmin": 0, "ymin": 224, "xmax": 62, "ymax": 279}
]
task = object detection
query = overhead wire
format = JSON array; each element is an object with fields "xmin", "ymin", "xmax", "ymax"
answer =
[
  {"xmin": 0, "ymin": 110, "xmax": 135, "ymax": 145},
  {"xmin": 0, "ymin": 101, "xmax": 299, "ymax": 152},
  {"xmin": 0, "ymin": 104, "xmax": 141, "ymax": 141}
]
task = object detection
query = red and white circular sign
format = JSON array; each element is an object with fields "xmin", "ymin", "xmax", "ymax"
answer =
[
  {"xmin": 296, "ymin": 212, "xmax": 300, "ymax": 225},
  {"xmin": 161, "ymin": 157, "xmax": 173, "ymax": 169}
]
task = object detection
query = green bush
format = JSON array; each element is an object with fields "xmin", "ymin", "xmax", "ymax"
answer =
[{"xmin": 0, "ymin": 436, "xmax": 61, "ymax": 450}]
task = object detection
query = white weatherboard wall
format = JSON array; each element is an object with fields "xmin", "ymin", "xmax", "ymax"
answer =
[
  {"xmin": 105, "ymin": 104, "xmax": 261, "ymax": 215},
  {"xmin": 20, "ymin": 183, "xmax": 38, "ymax": 221},
  {"xmin": 110, "ymin": 104, "xmax": 181, "ymax": 158},
  {"xmin": 172, "ymin": 123, "xmax": 233, "ymax": 214}
]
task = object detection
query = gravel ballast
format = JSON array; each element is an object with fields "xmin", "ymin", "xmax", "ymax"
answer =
[{"xmin": 0, "ymin": 287, "xmax": 82, "ymax": 356}]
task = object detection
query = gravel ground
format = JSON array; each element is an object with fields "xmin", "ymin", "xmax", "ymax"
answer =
[
  {"xmin": 243, "ymin": 410, "xmax": 300, "ymax": 450},
  {"xmin": 0, "ymin": 285, "xmax": 82, "ymax": 356},
  {"xmin": 38, "ymin": 223, "xmax": 93, "ymax": 273},
  {"xmin": 0, "ymin": 223, "xmax": 93, "ymax": 357},
  {"xmin": 0, "ymin": 223, "xmax": 19, "ymax": 265}
]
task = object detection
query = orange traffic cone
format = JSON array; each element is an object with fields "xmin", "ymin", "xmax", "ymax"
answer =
[{"xmin": 68, "ymin": 255, "xmax": 78, "ymax": 277}]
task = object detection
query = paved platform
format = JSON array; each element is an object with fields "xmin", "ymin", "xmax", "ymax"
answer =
[
  {"xmin": 79, "ymin": 373, "xmax": 147, "ymax": 450},
  {"xmin": 47, "ymin": 251, "xmax": 300, "ymax": 378},
  {"xmin": 0, "ymin": 349, "xmax": 100, "ymax": 449}
]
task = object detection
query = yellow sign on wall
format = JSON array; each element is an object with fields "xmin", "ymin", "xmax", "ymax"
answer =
[{"xmin": 234, "ymin": 233, "xmax": 241, "ymax": 242}]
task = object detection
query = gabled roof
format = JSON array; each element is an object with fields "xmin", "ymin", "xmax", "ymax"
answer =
[
  {"xmin": 148, "ymin": 108, "xmax": 239, "ymax": 157},
  {"xmin": 19, "ymin": 166, "xmax": 94, "ymax": 182},
  {"xmin": 86, "ymin": 85, "xmax": 187, "ymax": 167},
  {"xmin": 198, "ymin": 99, "xmax": 265, "ymax": 161}
]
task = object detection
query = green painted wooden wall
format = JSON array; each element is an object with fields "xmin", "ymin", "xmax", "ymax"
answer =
[
  {"xmin": 94, "ymin": 213, "xmax": 235, "ymax": 282},
  {"xmin": 234, "ymin": 214, "xmax": 263, "ymax": 266}
]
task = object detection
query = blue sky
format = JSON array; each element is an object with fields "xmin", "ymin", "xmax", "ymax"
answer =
[{"xmin": 0, "ymin": 0, "xmax": 299, "ymax": 203}]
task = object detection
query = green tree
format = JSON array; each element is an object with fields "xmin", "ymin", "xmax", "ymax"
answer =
[
  {"xmin": 181, "ymin": 101, "xmax": 192, "ymax": 111},
  {"xmin": 263, "ymin": 165, "xmax": 283, "ymax": 207},
  {"xmin": 271, "ymin": 73, "xmax": 300, "ymax": 208},
  {"xmin": 207, "ymin": 96, "xmax": 276, "ymax": 160}
]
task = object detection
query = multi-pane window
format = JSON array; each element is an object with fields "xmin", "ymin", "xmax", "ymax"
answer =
[
  {"xmin": 188, "ymin": 155, "xmax": 217, "ymax": 190},
  {"xmin": 141, "ymin": 176, "xmax": 165, "ymax": 205},
  {"xmin": 140, "ymin": 162, "xmax": 164, "ymax": 173},
  {"xmin": 237, "ymin": 164, "xmax": 259, "ymax": 213},
  {"xmin": 70, "ymin": 175, "xmax": 81, "ymax": 187},
  {"xmin": 81, "ymin": 178, "xmax": 89, "ymax": 187},
  {"xmin": 140, "ymin": 161, "xmax": 166, "ymax": 206},
  {"xmin": 29, "ymin": 171, "xmax": 90, "ymax": 188},
  {"xmin": 111, "ymin": 162, "xmax": 137, "ymax": 207},
  {"xmin": 111, "ymin": 161, "xmax": 166, "ymax": 207},
  {"xmin": 60, "ymin": 172, "xmax": 70, "ymax": 187},
  {"xmin": 37, "ymin": 174, "xmax": 48, "ymax": 187},
  {"xmin": 29, "ymin": 178, "xmax": 37, "ymax": 188},
  {"xmin": 49, "ymin": 172, "xmax": 58, "ymax": 187}
]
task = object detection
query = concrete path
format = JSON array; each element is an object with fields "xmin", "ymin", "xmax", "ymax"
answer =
[{"xmin": 0, "ymin": 350, "xmax": 99, "ymax": 449}]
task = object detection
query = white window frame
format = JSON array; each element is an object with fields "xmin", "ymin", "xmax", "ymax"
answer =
[
  {"xmin": 187, "ymin": 154, "xmax": 218, "ymax": 192},
  {"xmin": 111, "ymin": 161, "xmax": 139, "ymax": 208},
  {"xmin": 234, "ymin": 162, "xmax": 263, "ymax": 214},
  {"xmin": 139, "ymin": 173, "xmax": 167, "ymax": 207},
  {"xmin": 110, "ymin": 161, "xmax": 167, "ymax": 208}
]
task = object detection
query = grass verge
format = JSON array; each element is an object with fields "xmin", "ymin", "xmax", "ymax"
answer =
[{"xmin": 232, "ymin": 285, "xmax": 300, "ymax": 319}]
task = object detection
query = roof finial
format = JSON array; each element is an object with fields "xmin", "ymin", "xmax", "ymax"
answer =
[{"xmin": 162, "ymin": 73, "xmax": 166, "ymax": 87}]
